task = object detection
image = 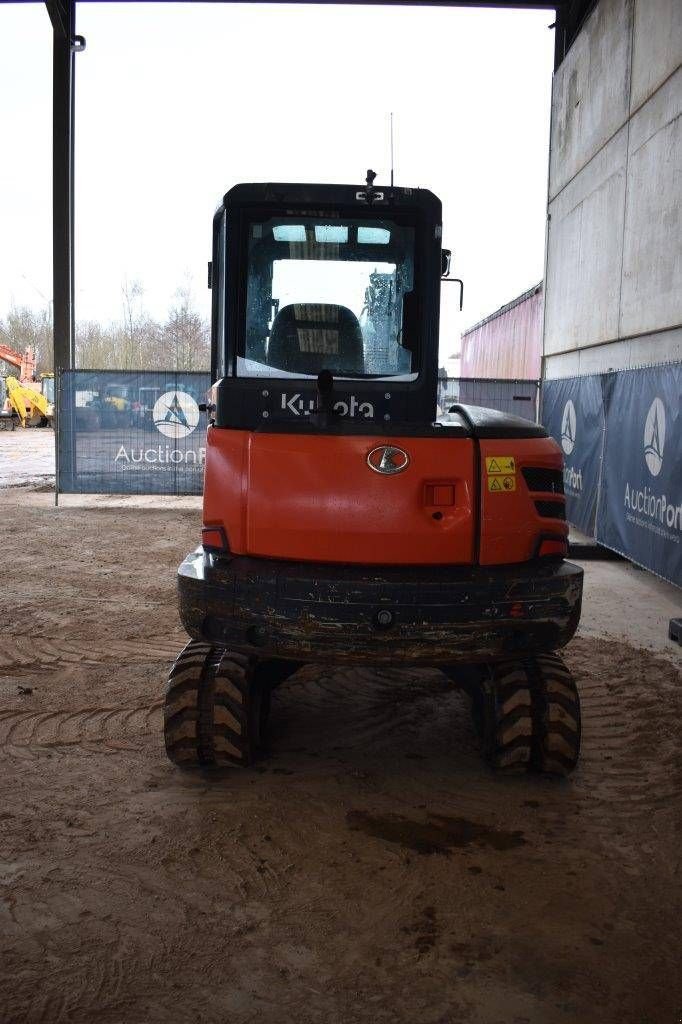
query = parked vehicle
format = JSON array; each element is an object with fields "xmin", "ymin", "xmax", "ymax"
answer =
[{"xmin": 164, "ymin": 177, "xmax": 582, "ymax": 778}]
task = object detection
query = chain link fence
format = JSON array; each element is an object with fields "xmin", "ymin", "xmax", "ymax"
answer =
[
  {"xmin": 57, "ymin": 370, "xmax": 211, "ymax": 495},
  {"xmin": 438, "ymin": 377, "xmax": 540, "ymax": 422}
]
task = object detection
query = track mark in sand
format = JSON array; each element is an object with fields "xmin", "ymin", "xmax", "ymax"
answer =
[
  {"xmin": 18, "ymin": 922, "xmax": 160, "ymax": 1024},
  {"xmin": 561, "ymin": 642, "xmax": 682, "ymax": 832},
  {"xmin": 275, "ymin": 640, "xmax": 680, "ymax": 848},
  {"xmin": 0, "ymin": 635, "xmax": 184, "ymax": 670},
  {"xmin": 279, "ymin": 666, "xmax": 457, "ymax": 752},
  {"xmin": 0, "ymin": 701, "xmax": 162, "ymax": 748}
]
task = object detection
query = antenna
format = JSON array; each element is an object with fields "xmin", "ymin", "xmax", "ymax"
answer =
[{"xmin": 390, "ymin": 112, "xmax": 395, "ymax": 188}]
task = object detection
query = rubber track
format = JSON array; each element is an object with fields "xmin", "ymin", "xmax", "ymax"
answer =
[
  {"xmin": 207, "ymin": 653, "xmax": 253, "ymax": 765},
  {"xmin": 527, "ymin": 653, "xmax": 581, "ymax": 776},
  {"xmin": 487, "ymin": 663, "xmax": 533, "ymax": 773},
  {"xmin": 164, "ymin": 641, "xmax": 210, "ymax": 767},
  {"xmin": 164, "ymin": 642, "xmax": 253, "ymax": 769}
]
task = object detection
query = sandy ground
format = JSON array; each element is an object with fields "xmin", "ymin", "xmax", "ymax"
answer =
[{"xmin": 0, "ymin": 480, "xmax": 680, "ymax": 1024}]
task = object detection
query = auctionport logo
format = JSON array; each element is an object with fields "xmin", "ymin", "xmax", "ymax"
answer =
[
  {"xmin": 643, "ymin": 397, "xmax": 665, "ymax": 477},
  {"xmin": 153, "ymin": 391, "xmax": 200, "ymax": 439},
  {"xmin": 624, "ymin": 396, "xmax": 680, "ymax": 538},
  {"xmin": 114, "ymin": 389, "xmax": 204, "ymax": 469},
  {"xmin": 561, "ymin": 400, "xmax": 576, "ymax": 455}
]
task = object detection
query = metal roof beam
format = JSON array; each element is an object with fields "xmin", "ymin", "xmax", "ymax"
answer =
[{"xmin": 45, "ymin": 0, "xmax": 69, "ymax": 37}]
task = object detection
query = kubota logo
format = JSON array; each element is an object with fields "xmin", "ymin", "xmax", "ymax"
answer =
[
  {"xmin": 280, "ymin": 392, "xmax": 374, "ymax": 418},
  {"xmin": 561, "ymin": 400, "xmax": 576, "ymax": 455},
  {"xmin": 367, "ymin": 445, "xmax": 410, "ymax": 475},
  {"xmin": 153, "ymin": 391, "xmax": 200, "ymax": 439},
  {"xmin": 643, "ymin": 397, "xmax": 665, "ymax": 477}
]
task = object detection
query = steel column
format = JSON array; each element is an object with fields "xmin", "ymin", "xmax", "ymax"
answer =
[
  {"xmin": 46, "ymin": 0, "xmax": 79, "ymax": 496},
  {"xmin": 48, "ymin": 0, "xmax": 75, "ymax": 375}
]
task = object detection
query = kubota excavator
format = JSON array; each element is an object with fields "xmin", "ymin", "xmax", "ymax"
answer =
[{"xmin": 164, "ymin": 177, "xmax": 582, "ymax": 777}]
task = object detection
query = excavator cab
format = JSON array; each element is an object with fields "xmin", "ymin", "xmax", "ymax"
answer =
[
  {"xmin": 164, "ymin": 179, "xmax": 583, "ymax": 779},
  {"xmin": 209, "ymin": 181, "xmax": 440, "ymax": 429}
]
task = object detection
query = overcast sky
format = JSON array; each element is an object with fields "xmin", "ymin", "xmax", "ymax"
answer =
[{"xmin": 0, "ymin": 2, "xmax": 554, "ymax": 362}]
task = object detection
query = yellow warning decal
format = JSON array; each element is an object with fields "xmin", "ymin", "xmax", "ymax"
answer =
[
  {"xmin": 488, "ymin": 475, "xmax": 516, "ymax": 493},
  {"xmin": 485, "ymin": 456, "xmax": 516, "ymax": 474}
]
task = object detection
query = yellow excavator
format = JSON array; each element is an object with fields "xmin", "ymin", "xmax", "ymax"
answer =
[
  {"xmin": 0, "ymin": 344, "xmax": 54, "ymax": 429},
  {"xmin": 3, "ymin": 375, "xmax": 54, "ymax": 428}
]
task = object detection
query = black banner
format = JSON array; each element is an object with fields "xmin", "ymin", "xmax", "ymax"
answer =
[
  {"xmin": 58, "ymin": 370, "xmax": 210, "ymax": 495},
  {"xmin": 541, "ymin": 375, "xmax": 604, "ymax": 536},
  {"xmin": 597, "ymin": 364, "xmax": 681, "ymax": 587}
]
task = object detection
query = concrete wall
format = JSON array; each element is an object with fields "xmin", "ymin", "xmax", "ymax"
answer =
[
  {"xmin": 460, "ymin": 283, "xmax": 543, "ymax": 379},
  {"xmin": 544, "ymin": 0, "xmax": 682, "ymax": 377}
]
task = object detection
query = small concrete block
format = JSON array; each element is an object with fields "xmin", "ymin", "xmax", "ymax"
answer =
[{"xmin": 668, "ymin": 619, "xmax": 682, "ymax": 646}]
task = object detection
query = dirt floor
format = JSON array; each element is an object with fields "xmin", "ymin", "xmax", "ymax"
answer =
[{"xmin": 0, "ymin": 480, "xmax": 681, "ymax": 1024}]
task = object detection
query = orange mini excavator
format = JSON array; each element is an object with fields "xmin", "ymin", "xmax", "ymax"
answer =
[{"xmin": 164, "ymin": 177, "xmax": 582, "ymax": 777}]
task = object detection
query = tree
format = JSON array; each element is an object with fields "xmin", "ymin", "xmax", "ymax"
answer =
[
  {"xmin": 75, "ymin": 320, "xmax": 113, "ymax": 369},
  {"xmin": 120, "ymin": 278, "xmax": 149, "ymax": 369},
  {"xmin": 0, "ymin": 304, "xmax": 53, "ymax": 374},
  {"xmin": 163, "ymin": 282, "xmax": 210, "ymax": 371},
  {"xmin": 2, "ymin": 275, "xmax": 211, "ymax": 373}
]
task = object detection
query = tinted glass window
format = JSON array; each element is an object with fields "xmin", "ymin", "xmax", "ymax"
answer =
[{"xmin": 240, "ymin": 217, "xmax": 416, "ymax": 380}]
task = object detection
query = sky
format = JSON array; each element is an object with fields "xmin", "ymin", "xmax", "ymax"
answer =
[{"xmin": 0, "ymin": 2, "xmax": 555, "ymax": 363}]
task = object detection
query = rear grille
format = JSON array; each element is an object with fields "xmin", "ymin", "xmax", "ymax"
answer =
[
  {"xmin": 522, "ymin": 467, "xmax": 564, "ymax": 494},
  {"xmin": 534, "ymin": 500, "xmax": 566, "ymax": 520}
]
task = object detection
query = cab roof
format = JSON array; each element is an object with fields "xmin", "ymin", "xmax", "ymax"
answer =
[{"xmin": 221, "ymin": 182, "xmax": 441, "ymax": 219}]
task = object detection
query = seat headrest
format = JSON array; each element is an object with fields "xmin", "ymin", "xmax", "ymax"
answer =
[{"xmin": 267, "ymin": 303, "xmax": 365, "ymax": 375}]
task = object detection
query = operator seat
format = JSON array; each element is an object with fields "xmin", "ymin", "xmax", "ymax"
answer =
[{"xmin": 267, "ymin": 303, "xmax": 365, "ymax": 375}]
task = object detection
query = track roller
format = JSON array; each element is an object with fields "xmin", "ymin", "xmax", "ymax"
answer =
[
  {"xmin": 468, "ymin": 652, "xmax": 580, "ymax": 777},
  {"xmin": 164, "ymin": 640, "xmax": 269, "ymax": 769}
]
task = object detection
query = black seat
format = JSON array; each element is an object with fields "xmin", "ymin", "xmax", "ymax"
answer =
[{"xmin": 267, "ymin": 303, "xmax": 365, "ymax": 375}]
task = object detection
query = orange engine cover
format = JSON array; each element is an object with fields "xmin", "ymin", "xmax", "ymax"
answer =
[
  {"xmin": 203, "ymin": 428, "xmax": 476, "ymax": 565},
  {"xmin": 478, "ymin": 436, "xmax": 568, "ymax": 564},
  {"xmin": 203, "ymin": 428, "xmax": 568, "ymax": 567}
]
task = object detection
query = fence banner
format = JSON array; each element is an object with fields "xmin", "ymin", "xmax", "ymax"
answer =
[
  {"xmin": 58, "ymin": 370, "xmax": 210, "ymax": 495},
  {"xmin": 597, "ymin": 364, "xmax": 681, "ymax": 586},
  {"xmin": 541, "ymin": 375, "xmax": 604, "ymax": 536}
]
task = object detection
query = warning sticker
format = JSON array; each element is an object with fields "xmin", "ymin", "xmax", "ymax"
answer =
[
  {"xmin": 485, "ymin": 456, "xmax": 516, "ymax": 474},
  {"xmin": 488, "ymin": 475, "xmax": 516, "ymax": 493}
]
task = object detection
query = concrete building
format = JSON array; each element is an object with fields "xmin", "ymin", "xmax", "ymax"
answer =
[
  {"xmin": 460, "ymin": 282, "xmax": 543, "ymax": 379},
  {"xmin": 543, "ymin": 0, "xmax": 682, "ymax": 377}
]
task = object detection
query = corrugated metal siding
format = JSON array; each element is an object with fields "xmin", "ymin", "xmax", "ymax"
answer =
[{"xmin": 460, "ymin": 283, "xmax": 543, "ymax": 379}]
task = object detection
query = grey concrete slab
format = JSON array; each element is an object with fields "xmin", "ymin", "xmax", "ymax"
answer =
[
  {"xmin": 544, "ymin": 326, "xmax": 682, "ymax": 377},
  {"xmin": 573, "ymin": 556, "xmax": 682, "ymax": 660},
  {"xmin": 544, "ymin": 0, "xmax": 681, "ymax": 371},
  {"xmin": 549, "ymin": 0, "xmax": 632, "ymax": 200},
  {"xmin": 620, "ymin": 65, "xmax": 682, "ymax": 338},
  {"xmin": 545, "ymin": 126, "xmax": 627, "ymax": 355},
  {"xmin": 630, "ymin": 0, "xmax": 682, "ymax": 113}
]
